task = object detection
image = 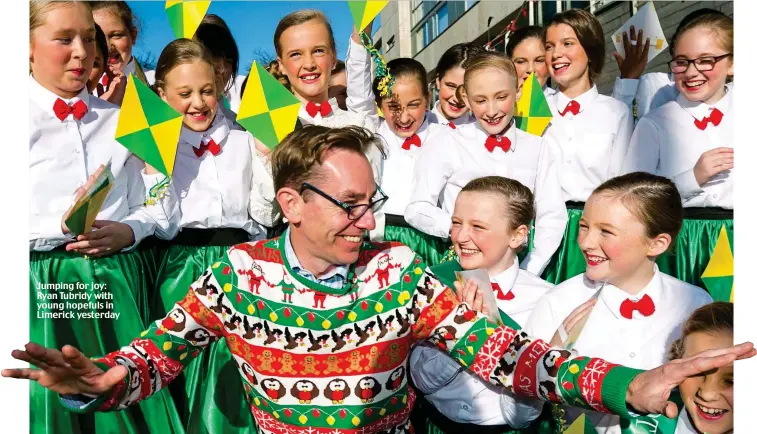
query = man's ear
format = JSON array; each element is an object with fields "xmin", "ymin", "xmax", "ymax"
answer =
[{"xmin": 277, "ymin": 187, "xmax": 303, "ymax": 224}]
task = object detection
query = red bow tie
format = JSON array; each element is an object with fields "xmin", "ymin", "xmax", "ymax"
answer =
[
  {"xmin": 619, "ymin": 294, "xmax": 656, "ymax": 319},
  {"xmin": 559, "ymin": 100, "xmax": 580, "ymax": 117},
  {"xmin": 305, "ymin": 101, "xmax": 332, "ymax": 118},
  {"xmin": 194, "ymin": 139, "xmax": 221, "ymax": 158},
  {"xmin": 485, "ymin": 135, "xmax": 512, "ymax": 153},
  {"xmin": 402, "ymin": 134, "xmax": 421, "ymax": 150},
  {"xmin": 694, "ymin": 108, "xmax": 724, "ymax": 130},
  {"xmin": 101, "ymin": 73, "xmax": 109, "ymax": 87},
  {"xmin": 53, "ymin": 98, "xmax": 87, "ymax": 122},
  {"xmin": 447, "ymin": 122, "xmax": 456, "ymax": 130},
  {"xmin": 492, "ymin": 283, "xmax": 515, "ymax": 301}
]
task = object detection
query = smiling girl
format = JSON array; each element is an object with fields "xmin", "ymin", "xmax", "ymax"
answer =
[
  {"xmin": 89, "ymin": 1, "xmax": 148, "ymax": 103},
  {"xmin": 505, "ymin": 26, "xmax": 554, "ymax": 101},
  {"xmin": 273, "ymin": 10, "xmax": 383, "ymax": 184},
  {"xmin": 29, "ymin": 1, "xmax": 180, "ymax": 433},
  {"xmin": 537, "ymin": 9, "xmax": 634, "ymax": 284},
  {"xmin": 148, "ymin": 37, "xmax": 274, "ymax": 434},
  {"xmin": 617, "ymin": 301, "xmax": 735, "ymax": 434},
  {"xmin": 363, "ymin": 57, "xmax": 451, "ymax": 264},
  {"xmin": 524, "ymin": 172, "xmax": 713, "ymax": 433},
  {"xmin": 621, "ymin": 13, "xmax": 733, "ymax": 290},
  {"xmin": 406, "ymin": 52, "xmax": 567, "ymax": 276},
  {"xmin": 426, "ymin": 43, "xmax": 483, "ymax": 128},
  {"xmin": 410, "ymin": 176, "xmax": 550, "ymax": 432}
]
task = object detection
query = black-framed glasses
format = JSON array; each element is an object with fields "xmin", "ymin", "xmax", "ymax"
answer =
[
  {"xmin": 668, "ymin": 53, "xmax": 732, "ymax": 74},
  {"xmin": 299, "ymin": 182, "xmax": 389, "ymax": 221}
]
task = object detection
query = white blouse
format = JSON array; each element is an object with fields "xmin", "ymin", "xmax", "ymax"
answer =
[
  {"xmin": 524, "ymin": 268, "xmax": 712, "ymax": 434},
  {"xmin": 543, "ymin": 85, "xmax": 634, "ymax": 202},
  {"xmin": 167, "ymin": 108, "xmax": 272, "ymax": 239},
  {"xmin": 622, "ymin": 89, "xmax": 734, "ymax": 209},
  {"xmin": 29, "ymin": 75, "xmax": 179, "ymax": 251},
  {"xmin": 405, "ymin": 120, "xmax": 568, "ymax": 276}
]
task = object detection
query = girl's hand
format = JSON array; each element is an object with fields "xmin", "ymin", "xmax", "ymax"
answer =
[
  {"xmin": 693, "ymin": 147, "xmax": 734, "ymax": 186},
  {"xmin": 143, "ymin": 162, "xmax": 160, "ymax": 175},
  {"xmin": 453, "ymin": 279, "xmax": 486, "ymax": 315},
  {"xmin": 61, "ymin": 165, "xmax": 106, "ymax": 235},
  {"xmin": 612, "ymin": 26, "xmax": 651, "ymax": 80},
  {"xmin": 253, "ymin": 137, "xmax": 271, "ymax": 157},
  {"xmin": 549, "ymin": 298, "xmax": 597, "ymax": 347},
  {"xmin": 99, "ymin": 72, "xmax": 127, "ymax": 106},
  {"xmin": 65, "ymin": 220, "xmax": 135, "ymax": 257}
]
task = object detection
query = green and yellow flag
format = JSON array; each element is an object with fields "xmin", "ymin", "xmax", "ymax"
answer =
[
  {"xmin": 115, "ymin": 74, "xmax": 183, "ymax": 177},
  {"xmin": 701, "ymin": 225, "xmax": 734, "ymax": 302},
  {"xmin": 64, "ymin": 162, "xmax": 114, "ymax": 236},
  {"xmin": 348, "ymin": 1, "xmax": 388, "ymax": 32},
  {"xmin": 165, "ymin": 0, "xmax": 211, "ymax": 39},
  {"xmin": 514, "ymin": 72, "xmax": 553, "ymax": 136},
  {"xmin": 236, "ymin": 61, "xmax": 301, "ymax": 150},
  {"xmin": 565, "ymin": 414, "xmax": 599, "ymax": 434}
]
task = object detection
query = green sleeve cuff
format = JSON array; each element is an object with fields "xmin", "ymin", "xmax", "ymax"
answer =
[{"xmin": 601, "ymin": 365, "xmax": 644, "ymax": 418}]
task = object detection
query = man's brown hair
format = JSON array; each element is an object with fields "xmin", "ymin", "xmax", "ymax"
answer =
[{"xmin": 271, "ymin": 125, "xmax": 384, "ymax": 194}]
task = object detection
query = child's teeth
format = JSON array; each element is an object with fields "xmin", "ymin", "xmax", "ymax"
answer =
[{"xmin": 461, "ymin": 248, "xmax": 479, "ymax": 254}]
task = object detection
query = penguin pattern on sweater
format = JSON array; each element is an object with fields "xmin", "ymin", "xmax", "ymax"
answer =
[{"xmin": 63, "ymin": 234, "xmax": 642, "ymax": 433}]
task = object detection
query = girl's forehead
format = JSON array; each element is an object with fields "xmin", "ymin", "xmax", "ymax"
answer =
[{"xmin": 675, "ymin": 27, "xmax": 728, "ymax": 55}]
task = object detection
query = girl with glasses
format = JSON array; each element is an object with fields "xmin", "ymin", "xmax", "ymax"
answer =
[
  {"xmin": 621, "ymin": 13, "xmax": 733, "ymax": 291},
  {"xmin": 611, "ymin": 9, "xmax": 733, "ymax": 121}
]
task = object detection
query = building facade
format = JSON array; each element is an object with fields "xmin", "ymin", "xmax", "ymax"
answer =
[{"xmin": 371, "ymin": 0, "xmax": 733, "ymax": 99}]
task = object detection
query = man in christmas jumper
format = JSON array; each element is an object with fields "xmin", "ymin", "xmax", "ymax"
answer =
[{"xmin": 4, "ymin": 126, "xmax": 754, "ymax": 434}]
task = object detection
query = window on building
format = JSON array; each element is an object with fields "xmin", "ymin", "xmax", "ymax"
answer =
[
  {"xmin": 464, "ymin": 0, "xmax": 478, "ymax": 11},
  {"xmin": 438, "ymin": 4, "xmax": 449, "ymax": 34}
]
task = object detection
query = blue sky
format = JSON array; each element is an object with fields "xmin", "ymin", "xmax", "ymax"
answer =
[{"xmin": 127, "ymin": 1, "xmax": 361, "ymax": 73}]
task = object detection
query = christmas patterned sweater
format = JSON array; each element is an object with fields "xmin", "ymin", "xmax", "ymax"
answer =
[{"xmin": 61, "ymin": 232, "xmax": 643, "ymax": 433}]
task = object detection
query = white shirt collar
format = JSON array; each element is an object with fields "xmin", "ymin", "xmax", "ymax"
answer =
[
  {"xmin": 490, "ymin": 257, "xmax": 519, "ymax": 294},
  {"xmin": 431, "ymin": 101, "xmax": 473, "ymax": 126},
  {"xmin": 178, "ymin": 108, "xmax": 231, "ymax": 149},
  {"xmin": 381, "ymin": 116, "xmax": 431, "ymax": 149},
  {"xmin": 471, "ymin": 118, "xmax": 518, "ymax": 152},
  {"xmin": 299, "ymin": 97, "xmax": 340, "ymax": 120},
  {"xmin": 676, "ymin": 86, "xmax": 733, "ymax": 122},
  {"xmin": 599, "ymin": 265, "xmax": 664, "ymax": 320},
  {"xmin": 122, "ymin": 58, "xmax": 136, "ymax": 77},
  {"xmin": 29, "ymin": 74, "xmax": 90, "ymax": 119},
  {"xmin": 555, "ymin": 84, "xmax": 599, "ymax": 115}
]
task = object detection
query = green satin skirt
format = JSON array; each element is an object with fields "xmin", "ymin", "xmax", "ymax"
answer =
[
  {"xmin": 656, "ymin": 216, "xmax": 733, "ymax": 291},
  {"xmin": 29, "ymin": 249, "xmax": 184, "ymax": 434},
  {"xmin": 150, "ymin": 244, "xmax": 258, "ymax": 434},
  {"xmin": 541, "ymin": 209, "xmax": 586, "ymax": 285},
  {"xmin": 384, "ymin": 220, "xmax": 450, "ymax": 267}
]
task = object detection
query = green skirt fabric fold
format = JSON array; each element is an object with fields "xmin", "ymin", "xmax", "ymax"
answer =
[
  {"xmin": 656, "ymin": 217, "xmax": 733, "ymax": 291},
  {"xmin": 150, "ymin": 244, "xmax": 258, "ymax": 434},
  {"xmin": 29, "ymin": 249, "xmax": 184, "ymax": 434},
  {"xmin": 541, "ymin": 209, "xmax": 586, "ymax": 285}
]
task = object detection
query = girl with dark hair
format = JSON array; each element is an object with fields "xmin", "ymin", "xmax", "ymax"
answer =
[
  {"xmin": 525, "ymin": 172, "xmax": 713, "ymax": 433},
  {"xmin": 505, "ymin": 25, "xmax": 555, "ymax": 100},
  {"xmin": 538, "ymin": 8, "xmax": 634, "ymax": 284},
  {"xmin": 427, "ymin": 43, "xmax": 484, "ymax": 128}
]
